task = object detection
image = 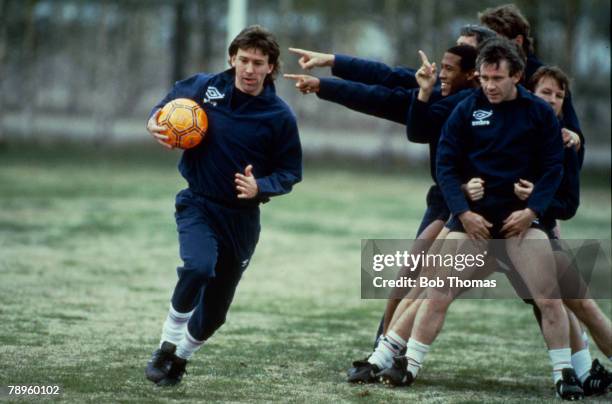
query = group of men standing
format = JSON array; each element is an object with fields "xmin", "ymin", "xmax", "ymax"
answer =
[{"xmin": 142, "ymin": 2, "xmax": 610, "ymax": 400}]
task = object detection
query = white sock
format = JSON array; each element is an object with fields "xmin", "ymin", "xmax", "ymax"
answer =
[
  {"xmin": 405, "ymin": 338, "xmax": 430, "ymax": 378},
  {"xmin": 160, "ymin": 305, "xmax": 194, "ymax": 347},
  {"xmin": 386, "ymin": 330, "xmax": 407, "ymax": 352},
  {"xmin": 548, "ymin": 348, "xmax": 572, "ymax": 384},
  {"xmin": 368, "ymin": 331, "xmax": 405, "ymax": 369},
  {"xmin": 571, "ymin": 349, "xmax": 592, "ymax": 383},
  {"xmin": 175, "ymin": 329, "xmax": 205, "ymax": 360}
]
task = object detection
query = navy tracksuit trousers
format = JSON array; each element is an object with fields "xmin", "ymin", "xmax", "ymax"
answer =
[{"xmin": 171, "ymin": 189, "xmax": 260, "ymax": 341}]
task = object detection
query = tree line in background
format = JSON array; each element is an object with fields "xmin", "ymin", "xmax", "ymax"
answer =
[{"xmin": 0, "ymin": 0, "xmax": 609, "ymax": 149}]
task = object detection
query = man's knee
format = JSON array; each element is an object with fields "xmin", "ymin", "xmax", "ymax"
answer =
[
  {"xmin": 178, "ymin": 257, "xmax": 216, "ymax": 282},
  {"xmin": 565, "ymin": 298, "xmax": 594, "ymax": 318},
  {"xmin": 522, "ymin": 227, "xmax": 548, "ymax": 240},
  {"xmin": 533, "ymin": 298, "xmax": 564, "ymax": 316},
  {"xmin": 424, "ymin": 291, "xmax": 453, "ymax": 313},
  {"xmin": 193, "ymin": 304, "xmax": 231, "ymax": 341}
]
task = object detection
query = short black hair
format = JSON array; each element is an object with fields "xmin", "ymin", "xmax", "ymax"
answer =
[
  {"xmin": 476, "ymin": 37, "xmax": 525, "ymax": 77},
  {"xmin": 459, "ymin": 24, "xmax": 497, "ymax": 45},
  {"xmin": 446, "ymin": 44, "xmax": 478, "ymax": 72},
  {"xmin": 228, "ymin": 25, "xmax": 280, "ymax": 83}
]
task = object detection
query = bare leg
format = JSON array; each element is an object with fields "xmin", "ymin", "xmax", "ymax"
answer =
[
  {"xmin": 410, "ymin": 232, "xmax": 475, "ymax": 345},
  {"xmin": 505, "ymin": 229, "xmax": 569, "ymax": 349},
  {"xmin": 388, "ymin": 293, "xmax": 425, "ymax": 341},
  {"xmin": 552, "ymin": 247, "xmax": 612, "ymax": 357},
  {"xmin": 381, "ymin": 219, "xmax": 445, "ymax": 335},
  {"xmin": 568, "ymin": 310, "xmax": 586, "ymax": 353},
  {"xmin": 565, "ymin": 298, "xmax": 612, "ymax": 356}
]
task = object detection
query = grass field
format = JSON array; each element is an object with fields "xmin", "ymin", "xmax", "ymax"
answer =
[{"xmin": 0, "ymin": 142, "xmax": 610, "ymax": 403}]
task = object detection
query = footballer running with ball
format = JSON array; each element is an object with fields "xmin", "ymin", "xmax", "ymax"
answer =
[{"xmin": 144, "ymin": 25, "xmax": 302, "ymax": 387}]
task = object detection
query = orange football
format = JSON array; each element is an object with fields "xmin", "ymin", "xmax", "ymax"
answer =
[{"xmin": 157, "ymin": 98, "xmax": 208, "ymax": 149}]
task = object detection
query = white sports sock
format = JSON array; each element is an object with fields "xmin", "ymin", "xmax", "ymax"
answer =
[
  {"xmin": 405, "ymin": 338, "xmax": 430, "ymax": 378},
  {"xmin": 368, "ymin": 333, "xmax": 404, "ymax": 369},
  {"xmin": 571, "ymin": 349, "xmax": 592, "ymax": 383},
  {"xmin": 160, "ymin": 305, "xmax": 194, "ymax": 347},
  {"xmin": 548, "ymin": 348, "xmax": 572, "ymax": 384},
  {"xmin": 386, "ymin": 330, "xmax": 407, "ymax": 351},
  {"xmin": 175, "ymin": 329, "xmax": 205, "ymax": 360}
]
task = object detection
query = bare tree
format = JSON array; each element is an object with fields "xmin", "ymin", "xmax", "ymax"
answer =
[
  {"xmin": 0, "ymin": 0, "xmax": 7, "ymax": 145},
  {"xmin": 195, "ymin": 0, "xmax": 214, "ymax": 73},
  {"xmin": 93, "ymin": 2, "xmax": 113, "ymax": 142},
  {"xmin": 23, "ymin": 0, "xmax": 38, "ymax": 139},
  {"xmin": 564, "ymin": 0, "xmax": 579, "ymax": 76},
  {"xmin": 173, "ymin": 0, "xmax": 188, "ymax": 83}
]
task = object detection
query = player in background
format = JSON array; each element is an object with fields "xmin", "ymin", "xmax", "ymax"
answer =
[
  {"xmin": 285, "ymin": 23, "xmax": 494, "ymax": 350},
  {"xmin": 478, "ymin": 3, "xmax": 583, "ymax": 152},
  {"xmin": 377, "ymin": 37, "xmax": 584, "ymax": 400},
  {"xmin": 462, "ymin": 65, "xmax": 611, "ymax": 396},
  {"xmin": 343, "ymin": 51, "xmax": 591, "ymax": 390},
  {"xmin": 285, "ymin": 44, "xmax": 480, "ymax": 383},
  {"xmin": 409, "ymin": 53, "xmax": 610, "ymax": 379},
  {"xmin": 143, "ymin": 25, "xmax": 302, "ymax": 387}
]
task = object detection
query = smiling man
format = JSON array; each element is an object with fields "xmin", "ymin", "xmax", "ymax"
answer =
[{"xmin": 143, "ymin": 25, "xmax": 302, "ymax": 387}]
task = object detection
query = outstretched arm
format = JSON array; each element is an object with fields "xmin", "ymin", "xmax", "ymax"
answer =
[
  {"xmin": 288, "ymin": 46, "xmax": 418, "ymax": 88},
  {"xmin": 285, "ymin": 73, "xmax": 413, "ymax": 125},
  {"xmin": 331, "ymin": 54, "xmax": 418, "ymax": 88}
]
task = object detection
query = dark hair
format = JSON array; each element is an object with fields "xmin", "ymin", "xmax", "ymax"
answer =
[
  {"xmin": 446, "ymin": 45, "xmax": 478, "ymax": 72},
  {"xmin": 459, "ymin": 24, "xmax": 498, "ymax": 45},
  {"xmin": 476, "ymin": 37, "xmax": 525, "ymax": 77},
  {"xmin": 478, "ymin": 4, "xmax": 534, "ymax": 55},
  {"xmin": 529, "ymin": 66, "xmax": 570, "ymax": 93},
  {"xmin": 228, "ymin": 25, "xmax": 280, "ymax": 83}
]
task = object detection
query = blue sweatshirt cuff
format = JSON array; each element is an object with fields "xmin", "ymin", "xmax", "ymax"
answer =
[{"xmin": 331, "ymin": 54, "xmax": 354, "ymax": 78}]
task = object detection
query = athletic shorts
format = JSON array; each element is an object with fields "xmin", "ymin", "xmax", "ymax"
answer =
[{"xmin": 416, "ymin": 185, "xmax": 451, "ymax": 237}]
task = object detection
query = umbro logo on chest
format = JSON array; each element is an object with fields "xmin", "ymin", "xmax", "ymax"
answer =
[
  {"xmin": 472, "ymin": 109, "xmax": 493, "ymax": 126},
  {"xmin": 203, "ymin": 86, "xmax": 225, "ymax": 106}
]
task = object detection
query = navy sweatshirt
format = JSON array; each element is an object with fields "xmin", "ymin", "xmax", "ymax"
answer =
[
  {"xmin": 406, "ymin": 89, "xmax": 475, "ymax": 184},
  {"xmin": 316, "ymin": 78, "xmax": 444, "ymax": 184},
  {"xmin": 151, "ymin": 69, "xmax": 302, "ymax": 208},
  {"xmin": 541, "ymin": 147, "xmax": 580, "ymax": 230},
  {"xmin": 316, "ymin": 78, "xmax": 442, "ymax": 125},
  {"xmin": 540, "ymin": 113, "xmax": 582, "ymax": 230},
  {"xmin": 412, "ymin": 88, "xmax": 581, "ymax": 227},
  {"xmin": 436, "ymin": 85, "xmax": 564, "ymax": 220},
  {"xmin": 331, "ymin": 54, "xmax": 418, "ymax": 89},
  {"xmin": 412, "ymin": 85, "xmax": 584, "ymax": 169}
]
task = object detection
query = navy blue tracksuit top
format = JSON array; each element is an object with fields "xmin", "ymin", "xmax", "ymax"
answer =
[
  {"xmin": 151, "ymin": 69, "xmax": 302, "ymax": 207},
  {"xmin": 317, "ymin": 78, "xmax": 443, "ymax": 126},
  {"xmin": 541, "ymin": 147, "xmax": 580, "ymax": 230},
  {"xmin": 331, "ymin": 54, "xmax": 418, "ymax": 89},
  {"xmin": 436, "ymin": 85, "xmax": 564, "ymax": 221},
  {"xmin": 412, "ymin": 88, "xmax": 581, "ymax": 227},
  {"xmin": 411, "ymin": 87, "xmax": 585, "ymax": 168}
]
